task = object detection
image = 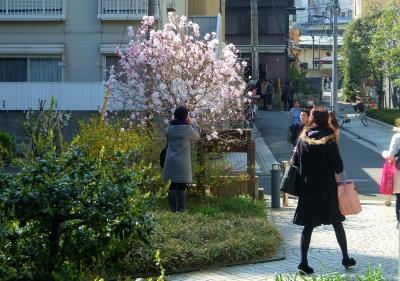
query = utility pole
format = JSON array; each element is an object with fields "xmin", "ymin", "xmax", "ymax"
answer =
[
  {"xmin": 332, "ymin": 0, "xmax": 339, "ymax": 112},
  {"xmin": 250, "ymin": 0, "xmax": 259, "ymax": 82}
]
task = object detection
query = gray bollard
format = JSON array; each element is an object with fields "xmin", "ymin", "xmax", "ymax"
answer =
[{"xmin": 271, "ymin": 162, "xmax": 281, "ymax": 208}]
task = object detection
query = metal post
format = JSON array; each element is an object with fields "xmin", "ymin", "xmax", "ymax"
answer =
[
  {"xmin": 312, "ymin": 35, "xmax": 315, "ymax": 70},
  {"xmin": 282, "ymin": 161, "xmax": 290, "ymax": 206},
  {"xmin": 250, "ymin": 0, "xmax": 259, "ymax": 82},
  {"xmin": 271, "ymin": 163, "xmax": 281, "ymax": 208},
  {"xmin": 332, "ymin": 0, "xmax": 339, "ymax": 112}
]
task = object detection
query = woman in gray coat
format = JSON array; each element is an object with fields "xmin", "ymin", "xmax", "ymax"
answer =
[{"xmin": 162, "ymin": 106, "xmax": 200, "ymax": 212}]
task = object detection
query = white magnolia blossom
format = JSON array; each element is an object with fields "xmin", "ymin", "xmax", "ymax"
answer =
[{"xmin": 108, "ymin": 13, "xmax": 246, "ymax": 138}]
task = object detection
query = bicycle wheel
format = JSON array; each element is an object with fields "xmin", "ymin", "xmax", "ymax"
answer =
[
  {"xmin": 360, "ymin": 113, "xmax": 368, "ymax": 126},
  {"xmin": 336, "ymin": 112, "xmax": 345, "ymax": 128}
]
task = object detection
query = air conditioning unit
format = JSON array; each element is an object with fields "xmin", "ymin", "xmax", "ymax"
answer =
[{"xmin": 166, "ymin": 0, "xmax": 176, "ymax": 12}]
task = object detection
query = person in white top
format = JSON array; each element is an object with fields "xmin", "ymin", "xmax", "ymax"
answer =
[{"xmin": 382, "ymin": 132, "xmax": 400, "ymax": 228}]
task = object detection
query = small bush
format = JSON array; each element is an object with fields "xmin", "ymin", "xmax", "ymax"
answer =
[
  {"xmin": 0, "ymin": 145, "xmax": 157, "ymax": 280},
  {"xmin": 194, "ymin": 152, "xmax": 249, "ymax": 197},
  {"xmin": 366, "ymin": 109, "xmax": 400, "ymax": 126},
  {"xmin": 74, "ymin": 118, "xmax": 164, "ymax": 166},
  {"xmin": 0, "ymin": 131, "xmax": 15, "ymax": 166}
]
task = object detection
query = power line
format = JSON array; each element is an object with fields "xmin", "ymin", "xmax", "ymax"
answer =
[{"xmin": 119, "ymin": 0, "xmax": 134, "ymax": 48}]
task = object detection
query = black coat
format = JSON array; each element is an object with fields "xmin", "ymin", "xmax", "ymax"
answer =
[{"xmin": 292, "ymin": 127, "xmax": 344, "ymax": 226}]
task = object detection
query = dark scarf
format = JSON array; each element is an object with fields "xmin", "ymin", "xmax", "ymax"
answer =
[{"xmin": 169, "ymin": 119, "xmax": 189, "ymax": 125}]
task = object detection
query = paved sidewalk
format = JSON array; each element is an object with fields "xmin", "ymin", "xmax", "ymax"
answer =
[
  {"xmin": 339, "ymin": 113, "xmax": 398, "ymax": 155},
  {"xmin": 169, "ymin": 199, "xmax": 399, "ymax": 280},
  {"xmin": 168, "ymin": 112, "xmax": 400, "ymax": 281}
]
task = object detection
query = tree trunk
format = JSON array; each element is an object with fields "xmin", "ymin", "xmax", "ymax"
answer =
[{"xmin": 48, "ymin": 218, "xmax": 62, "ymax": 272}]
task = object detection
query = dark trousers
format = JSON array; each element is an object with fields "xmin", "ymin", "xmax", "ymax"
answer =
[
  {"xmin": 168, "ymin": 183, "xmax": 187, "ymax": 212},
  {"xmin": 261, "ymin": 95, "xmax": 267, "ymax": 109},
  {"xmin": 291, "ymin": 124, "xmax": 302, "ymax": 144},
  {"xmin": 396, "ymin": 194, "xmax": 400, "ymax": 222}
]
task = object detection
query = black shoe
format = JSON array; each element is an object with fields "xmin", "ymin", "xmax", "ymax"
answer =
[
  {"xmin": 298, "ymin": 262, "xmax": 314, "ymax": 275},
  {"xmin": 342, "ymin": 258, "xmax": 356, "ymax": 269}
]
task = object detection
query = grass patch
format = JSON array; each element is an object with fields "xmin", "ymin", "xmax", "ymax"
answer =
[
  {"xmin": 100, "ymin": 196, "xmax": 281, "ymax": 278},
  {"xmin": 366, "ymin": 109, "xmax": 400, "ymax": 127},
  {"xmin": 275, "ymin": 265, "xmax": 385, "ymax": 280}
]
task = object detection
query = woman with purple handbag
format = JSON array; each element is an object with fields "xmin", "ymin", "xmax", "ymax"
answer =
[{"xmin": 291, "ymin": 107, "xmax": 356, "ymax": 275}]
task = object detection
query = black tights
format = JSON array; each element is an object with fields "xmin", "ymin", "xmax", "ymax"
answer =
[
  {"xmin": 396, "ymin": 194, "xmax": 400, "ymax": 222},
  {"xmin": 300, "ymin": 222, "xmax": 349, "ymax": 264}
]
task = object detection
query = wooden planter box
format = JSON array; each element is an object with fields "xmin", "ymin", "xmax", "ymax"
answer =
[{"xmin": 209, "ymin": 175, "xmax": 259, "ymax": 198}]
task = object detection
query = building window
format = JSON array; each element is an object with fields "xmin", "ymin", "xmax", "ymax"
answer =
[
  {"xmin": 0, "ymin": 58, "xmax": 61, "ymax": 82},
  {"xmin": 226, "ymin": 9, "xmax": 250, "ymax": 35},
  {"xmin": 268, "ymin": 14, "xmax": 285, "ymax": 34},
  {"xmin": 259, "ymin": 14, "xmax": 269, "ymax": 34},
  {"xmin": 105, "ymin": 55, "xmax": 123, "ymax": 81},
  {"xmin": 0, "ymin": 58, "xmax": 27, "ymax": 82}
]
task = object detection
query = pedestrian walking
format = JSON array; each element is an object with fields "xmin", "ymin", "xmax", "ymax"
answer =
[
  {"xmin": 288, "ymin": 81, "xmax": 295, "ymax": 109},
  {"xmin": 282, "ymin": 81, "xmax": 290, "ymax": 111},
  {"xmin": 292, "ymin": 107, "xmax": 356, "ymax": 275},
  {"xmin": 266, "ymin": 80, "xmax": 273, "ymax": 111},
  {"xmin": 260, "ymin": 80, "xmax": 268, "ymax": 110},
  {"xmin": 292, "ymin": 109, "xmax": 310, "ymax": 145},
  {"xmin": 382, "ymin": 132, "xmax": 400, "ymax": 227},
  {"xmin": 162, "ymin": 106, "xmax": 200, "ymax": 212},
  {"xmin": 287, "ymin": 100, "xmax": 302, "ymax": 145}
]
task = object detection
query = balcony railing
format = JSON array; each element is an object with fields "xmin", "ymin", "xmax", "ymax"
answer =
[
  {"xmin": 0, "ymin": 0, "xmax": 66, "ymax": 21},
  {"xmin": 0, "ymin": 82, "xmax": 107, "ymax": 111},
  {"xmin": 98, "ymin": 0, "xmax": 156, "ymax": 20}
]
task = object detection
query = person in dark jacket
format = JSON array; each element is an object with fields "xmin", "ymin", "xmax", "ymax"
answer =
[
  {"xmin": 292, "ymin": 107, "xmax": 356, "ymax": 275},
  {"xmin": 162, "ymin": 106, "xmax": 200, "ymax": 212}
]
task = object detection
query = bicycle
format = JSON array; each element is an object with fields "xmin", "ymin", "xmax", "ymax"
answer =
[{"xmin": 336, "ymin": 102, "xmax": 368, "ymax": 128}]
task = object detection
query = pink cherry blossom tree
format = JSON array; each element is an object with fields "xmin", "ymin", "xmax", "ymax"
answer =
[{"xmin": 108, "ymin": 13, "xmax": 247, "ymax": 139}]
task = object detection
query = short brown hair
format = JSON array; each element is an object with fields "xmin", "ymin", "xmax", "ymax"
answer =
[{"xmin": 308, "ymin": 106, "xmax": 329, "ymax": 128}]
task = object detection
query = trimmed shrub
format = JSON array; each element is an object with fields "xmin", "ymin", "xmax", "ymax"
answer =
[{"xmin": 366, "ymin": 109, "xmax": 400, "ymax": 126}]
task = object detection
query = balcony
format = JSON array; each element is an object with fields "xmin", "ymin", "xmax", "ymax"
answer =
[
  {"xmin": 0, "ymin": 0, "xmax": 66, "ymax": 21},
  {"xmin": 98, "ymin": 0, "xmax": 157, "ymax": 21}
]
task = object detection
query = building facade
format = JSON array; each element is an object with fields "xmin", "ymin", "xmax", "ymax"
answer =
[
  {"xmin": 225, "ymin": 0, "xmax": 294, "ymax": 81},
  {"xmin": 0, "ymin": 0, "xmax": 221, "ymax": 110}
]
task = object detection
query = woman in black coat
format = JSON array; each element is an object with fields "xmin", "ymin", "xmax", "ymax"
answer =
[{"xmin": 292, "ymin": 107, "xmax": 356, "ymax": 275}]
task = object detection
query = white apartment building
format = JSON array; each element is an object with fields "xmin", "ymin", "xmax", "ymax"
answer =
[{"xmin": 0, "ymin": 0, "xmax": 184, "ymax": 110}]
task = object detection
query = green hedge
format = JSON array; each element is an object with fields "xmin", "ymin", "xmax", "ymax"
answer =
[
  {"xmin": 99, "ymin": 196, "xmax": 282, "ymax": 278},
  {"xmin": 366, "ymin": 109, "xmax": 400, "ymax": 127}
]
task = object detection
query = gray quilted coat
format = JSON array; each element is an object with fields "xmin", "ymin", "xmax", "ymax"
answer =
[{"xmin": 162, "ymin": 124, "xmax": 200, "ymax": 183}]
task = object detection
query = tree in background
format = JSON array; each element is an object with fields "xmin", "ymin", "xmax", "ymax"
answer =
[
  {"xmin": 342, "ymin": 2, "xmax": 400, "ymax": 107},
  {"xmin": 372, "ymin": 3, "xmax": 400, "ymax": 94},
  {"xmin": 341, "ymin": 13, "xmax": 382, "ymax": 104},
  {"xmin": 108, "ymin": 13, "xmax": 246, "ymax": 140}
]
